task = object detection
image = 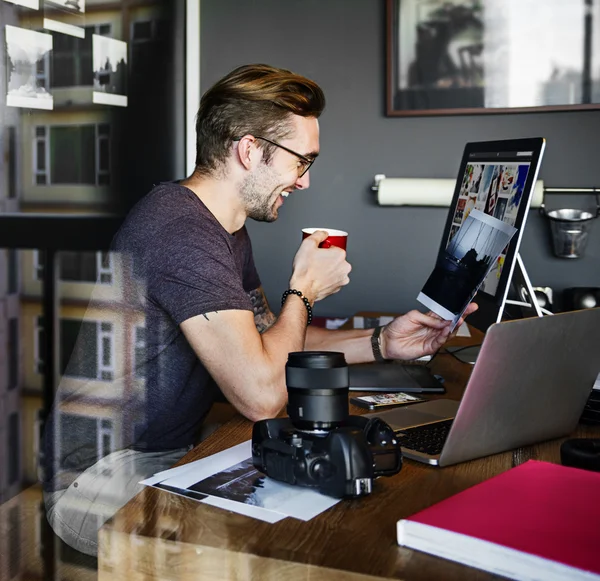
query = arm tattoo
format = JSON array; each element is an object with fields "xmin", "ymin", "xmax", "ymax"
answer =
[
  {"xmin": 202, "ymin": 311, "xmax": 218, "ymax": 321},
  {"xmin": 248, "ymin": 287, "xmax": 277, "ymax": 333}
]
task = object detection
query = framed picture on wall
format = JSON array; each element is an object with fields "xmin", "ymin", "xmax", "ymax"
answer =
[{"xmin": 386, "ymin": 0, "xmax": 600, "ymax": 117}]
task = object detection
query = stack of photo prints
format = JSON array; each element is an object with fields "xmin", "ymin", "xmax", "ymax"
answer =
[
  {"xmin": 139, "ymin": 441, "xmax": 342, "ymax": 523},
  {"xmin": 418, "ymin": 161, "xmax": 532, "ymax": 329},
  {"xmin": 4, "ymin": 0, "xmax": 128, "ymax": 110}
]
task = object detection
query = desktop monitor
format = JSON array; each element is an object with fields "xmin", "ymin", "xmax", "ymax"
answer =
[{"xmin": 435, "ymin": 137, "xmax": 546, "ymax": 334}]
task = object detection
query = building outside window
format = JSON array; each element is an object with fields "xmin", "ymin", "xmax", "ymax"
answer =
[
  {"xmin": 7, "ymin": 126, "xmax": 17, "ymax": 199},
  {"xmin": 34, "ymin": 250, "xmax": 114, "ymax": 284},
  {"xmin": 133, "ymin": 325, "xmax": 146, "ymax": 379},
  {"xmin": 8, "ymin": 506, "xmax": 20, "ymax": 578},
  {"xmin": 8, "ymin": 318, "xmax": 18, "ymax": 389},
  {"xmin": 33, "ymin": 124, "xmax": 111, "ymax": 186},
  {"xmin": 8, "ymin": 249, "xmax": 18, "ymax": 294},
  {"xmin": 51, "ymin": 24, "xmax": 112, "ymax": 88},
  {"xmin": 59, "ymin": 414, "xmax": 114, "ymax": 470},
  {"xmin": 34, "ymin": 315, "xmax": 46, "ymax": 375},
  {"xmin": 8, "ymin": 413, "xmax": 20, "ymax": 485},
  {"xmin": 57, "ymin": 319, "xmax": 115, "ymax": 381}
]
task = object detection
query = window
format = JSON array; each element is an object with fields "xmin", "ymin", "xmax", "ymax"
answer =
[
  {"xmin": 51, "ymin": 24, "xmax": 112, "ymax": 88},
  {"xmin": 7, "ymin": 126, "xmax": 17, "ymax": 198},
  {"xmin": 36, "ymin": 48, "xmax": 50, "ymax": 92},
  {"xmin": 34, "ymin": 250, "xmax": 114, "ymax": 284},
  {"xmin": 61, "ymin": 319, "xmax": 114, "ymax": 381},
  {"xmin": 34, "ymin": 126, "xmax": 47, "ymax": 185},
  {"xmin": 32, "ymin": 409, "xmax": 43, "ymax": 475},
  {"xmin": 60, "ymin": 252, "xmax": 97, "ymax": 282},
  {"xmin": 8, "ymin": 318, "xmax": 18, "ymax": 389},
  {"xmin": 33, "ymin": 124, "xmax": 111, "ymax": 186},
  {"xmin": 9, "ymin": 506, "xmax": 20, "ymax": 578},
  {"xmin": 131, "ymin": 19, "xmax": 169, "ymax": 72},
  {"xmin": 134, "ymin": 325, "xmax": 146, "ymax": 378},
  {"xmin": 8, "ymin": 413, "xmax": 19, "ymax": 485},
  {"xmin": 34, "ymin": 316, "xmax": 46, "ymax": 375},
  {"xmin": 59, "ymin": 414, "xmax": 114, "ymax": 470},
  {"xmin": 8, "ymin": 249, "xmax": 18, "ymax": 294}
]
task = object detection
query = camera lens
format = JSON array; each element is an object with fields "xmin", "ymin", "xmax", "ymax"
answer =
[{"xmin": 286, "ymin": 351, "xmax": 349, "ymax": 432}]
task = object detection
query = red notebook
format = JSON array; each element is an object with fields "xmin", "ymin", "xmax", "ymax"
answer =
[{"xmin": 397, "ymin": 461, "xmax": 600, "ymax": 581}]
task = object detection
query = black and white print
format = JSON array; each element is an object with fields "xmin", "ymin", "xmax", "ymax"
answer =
[
  {"xmin": 418, "ymin": 209, "xmax": 517, "ymax": 327},
  {"xmin": 5, "ymin": 25, "xmax": 53, "ymax": 110},
  {"xmin": 4, "ymin": 0, "xmax": 39, "ymax": 8},
  {"xmin": 92, "ymin": 34, "xmax": 127, "ymax": 107},
  {"xmin": 43, "ymin": 0, "xmax": 86, "ymax": 39}
]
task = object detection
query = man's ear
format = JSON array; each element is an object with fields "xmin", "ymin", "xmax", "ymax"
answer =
[{"xmin": 235, "ymin": 135, "xmax": 259, "ymax": 171}]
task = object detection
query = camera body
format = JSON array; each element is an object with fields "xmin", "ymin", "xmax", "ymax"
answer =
[{"xmin": 251, "ymin": 351, "xmax": 403, "ymax": 498}]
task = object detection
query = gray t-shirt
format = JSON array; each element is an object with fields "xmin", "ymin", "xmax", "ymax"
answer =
[
  {"xmin": 113, "ymin": 182, "xmax": 261, "ymax": 450},
  {"xmin": 42, "ymin": 182, "xmax": 260, "ymax": 491}
]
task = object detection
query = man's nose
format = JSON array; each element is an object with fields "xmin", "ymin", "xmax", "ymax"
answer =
[{"xmin": 294, "ymin": 170, "xmax": 310, "ymax": 190}]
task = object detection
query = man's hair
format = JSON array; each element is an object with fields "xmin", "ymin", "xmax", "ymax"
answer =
[{"xmin": 194, "ymin": 64, "xmax": 325, "ymax": 176}]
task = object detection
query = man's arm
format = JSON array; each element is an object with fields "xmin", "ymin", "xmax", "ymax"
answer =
[
  {"xmin": 180, "ymin": 298, "xmax": 308, "ymax": 422},
  {"xmin": 248, "ymin": 286, "xmax": 277, "ymax": 333},
  {"xmin": 306, "ymin": 305, "xmax": 478, "ymax": 363},
  {"xmin": 180, "ymin": 230, "xmax": 351, "ymax": 422}
]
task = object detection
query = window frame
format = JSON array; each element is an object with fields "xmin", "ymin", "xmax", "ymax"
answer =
[
  {"xmin": 133, "ymin": 324, "xmax": 146, "ymax": 379},
  {"xmin": 33, "ymin": 123, "xmax": 111, "ymax": 186}
]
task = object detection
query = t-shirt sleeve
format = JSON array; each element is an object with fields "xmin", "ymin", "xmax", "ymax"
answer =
[{"xmin": 148, "ymin": 218, "xmax": 253, "ymax": 324}]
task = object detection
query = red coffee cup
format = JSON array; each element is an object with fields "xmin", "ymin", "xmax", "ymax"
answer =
[{"xmin": 302, "ymin": 228, "xmax": 348, "ymax": 250}]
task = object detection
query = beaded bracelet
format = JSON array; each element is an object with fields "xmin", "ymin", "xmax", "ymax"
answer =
[{"xmin": 281, "ymin": 289, "xmax": 312, "ymax": 325}]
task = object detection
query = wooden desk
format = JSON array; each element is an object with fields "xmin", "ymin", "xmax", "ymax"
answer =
[{"xmin": 98, "ymin": 324, "xmax": 599, "ymax": 581}]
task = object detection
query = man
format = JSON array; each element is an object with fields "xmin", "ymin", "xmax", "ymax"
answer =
[{"xmin": 43, "ymin": 63, "xmax": 475, "ymax": 556}]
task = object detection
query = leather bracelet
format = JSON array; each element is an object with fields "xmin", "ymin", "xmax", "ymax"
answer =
[
  {"xmin": 560, "ymin": 438, "xmax": 600, "ymax": 472},
  {"xmin": 371, "ymin": 326, "xmax": 386, "ymax": 362},
  {"xmin": 281, "ymin": 289, "xmax": 312, "ymax": 325}
]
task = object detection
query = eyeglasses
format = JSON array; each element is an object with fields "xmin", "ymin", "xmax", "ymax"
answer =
[{"xmin": 242, "ymin": 135, "xmax": 315, "ymax": 177}]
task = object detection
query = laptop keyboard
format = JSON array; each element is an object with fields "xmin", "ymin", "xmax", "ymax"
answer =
[{"xmin": 395, "ymin": 419, "xmax": 454, "ymax": 456}]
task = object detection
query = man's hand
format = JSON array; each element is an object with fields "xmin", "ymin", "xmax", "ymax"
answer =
[
  {"xmin": 381, "ymin": 303, "xmax": 479, "ymax": 361},
  {"xmin": 289, "ymin": 230, "xmax": 351, "ymax": 303}
]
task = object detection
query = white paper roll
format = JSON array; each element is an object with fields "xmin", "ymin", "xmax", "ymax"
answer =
[
  {"xmin": 377, "ymin": 178, "xmax": 455, "ymax": 206},
  {"xmin": 376, "ymin": 178, "xmax": 544, "ymax": 208}
]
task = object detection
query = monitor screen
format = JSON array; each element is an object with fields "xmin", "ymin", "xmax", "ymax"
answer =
[{"xmin": 437, "ymin": 138, "xmax": 546, "ymax": 333}]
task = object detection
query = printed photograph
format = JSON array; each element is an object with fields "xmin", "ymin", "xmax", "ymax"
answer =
[
  {"xmin": 186, "ymin": 458, "xmax": 307, "ymax": 514},
  {"xmin": 43, "ymin": 0, "xmax": 86, "ymax": 38},
  {"xmin": 389, "ymin": 0, "xmax": 484, "ymax": 113},
  {"xmin": 493, "ymin": 197, "xmax": 508, "ymax": 221},
  {"xmin": 5, "ymin": 25, "xmax": 53, "ymax": 110},
  {"xmin": 92, "ymin": 35, "xmax": 127, "ymax": 107},
  {"xmin": 478, "ymin": 164, "xmax": 496, "ymax": 202},
  {"xmin": 469, "ymin": 164, "xmax": 485, "ymax": 193},
  {"xmin": 454, "ymin": 198, "xmax": 466, "ymax": 222},
  {"xmin": 388, "ymin": 0, "xmax": 600, "ymax": 116},
  {"xmin": 4, "ymin": 0, "xmax": 39, "ymax": 8},
  {"xmin": 419, "ymin": 209, "xmax": 516, "ymax": 319},
  {"xmin": 505, "ymin": 165, "xmax": 530, "ymax": 216},
  {"xmin": 46, "ymin": 0, "xmax": 84, "ymax": 12}
]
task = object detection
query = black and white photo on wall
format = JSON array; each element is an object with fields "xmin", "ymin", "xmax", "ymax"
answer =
[
  {"xmin": 43, "ymin": 0, "xmax": 86, "ymax": 39},
  {"xmin": 386, "ymin": 0, "xmax": 600, "ymax": 116},
  {"xmin": 5, "ymin": 25, "xmax": 53, "ymax": 110},
  {"xmin": 92, "ymin": 34, "xmax": 128, "ymax": 107},
  {"xmin": 3, "ymin": 0, "xmax": 39, "ymax": 8}
]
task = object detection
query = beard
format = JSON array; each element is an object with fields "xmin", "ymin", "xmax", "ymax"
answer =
[{"xmin": 240, "ymin": 164, "xmax": 289, "ymax": 222}]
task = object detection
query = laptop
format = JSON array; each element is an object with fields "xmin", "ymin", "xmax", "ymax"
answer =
[{"xmin": 366, "ymin": 308, "xmax": 600, "ymax": 466}]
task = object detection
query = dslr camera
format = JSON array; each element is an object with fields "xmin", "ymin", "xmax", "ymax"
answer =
[{"xmin": 252, "ymin": 352, "xmax": 403, "ymax": 498}]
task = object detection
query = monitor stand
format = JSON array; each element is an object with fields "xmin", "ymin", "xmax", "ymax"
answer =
[{"xmin": 446, "ymin": 254, "xmax": 550, "ymax": 365}]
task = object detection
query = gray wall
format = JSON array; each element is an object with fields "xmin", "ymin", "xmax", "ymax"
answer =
[{"xmin": 201, "ymin": 0, "xmax": 600, "ymax": 317}]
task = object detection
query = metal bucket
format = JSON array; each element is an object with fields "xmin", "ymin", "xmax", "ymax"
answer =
[
  {"xmin": 546, "ymin": 209, "xmax": 596, "ymax": 258},
  {"xmin": 540, "ymin": 192, "xmax": 600, "ymax": 259}
]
